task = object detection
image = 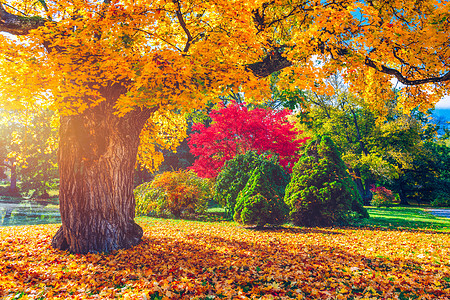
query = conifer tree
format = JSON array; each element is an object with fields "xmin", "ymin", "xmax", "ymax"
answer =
[
  {"xmin": 234, "ymin": 165, "xmax": 289, "ymax": 228},
  {"xmin": 285, "ymin": 135, "xmax": 368, "ymax": 226}
]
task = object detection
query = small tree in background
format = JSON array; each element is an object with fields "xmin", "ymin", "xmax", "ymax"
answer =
[
  {"xmin": 370, "ymin": 186, "xmax": 396, "ymax": 207},
  {"xmin": 188, "ymin": 102, "xmax": 308, "ymax": 178},
  {"xmin": 134, "ymin": 170, "xmax": 212, "ymax": 218},
  {"xmin": 214, "ymin": 151, "xmax": 290, "ymax": 218},
  {"xmin": 285, "ymin": 135, "xmax": 369, "ymax": 227},
  {"xmin": 234, "ymin": 166, "xmax": 289, "ymax": 228},
  {"xmin": 0, "ymin": 108, "xmax": 58, "ymax": 197}
]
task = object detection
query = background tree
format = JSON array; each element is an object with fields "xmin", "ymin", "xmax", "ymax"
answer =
[
  {"xmin": 384, "ymin": 137, "xmax": 450, "ymax": 206},
  {"xmin": 0, "ymin": 0, "xmax": 448, "ymax": 253},
  {"xmin": 293, "ymin": 76, "xmax": 429, "ymax": 204},
  {"xmin": 0, "ymin": 107, "xmax": 58, "ymax": 197},
  {"xmin": 285, "ymin": 135, "xmax": 368, "ymax": 227},
  {"xmin": 189, "ymin": 102, "xmax": 308, "ymax": 177},
  {"xmin": 12, "ymin": 109, "xmax": 58, "ymax": 198},
  {"xmin": 0, "ymin": 114, "xmax": 20, "ymax": 196}
]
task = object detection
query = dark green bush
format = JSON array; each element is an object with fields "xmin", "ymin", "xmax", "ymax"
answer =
[
  {"xmin": 214, "ymin": 151, "xmax": 289, "ymax": 218},
  {"xmin": 431, "ymin": 191, "xmax": 450, "ymax": 207},
  {"xmin": 233, "ymin": 166, "xmax": 289, "ymax": 228},
  {"xmin": 285, "ymin": 135, "xmax": 369, "ymax": 226}
]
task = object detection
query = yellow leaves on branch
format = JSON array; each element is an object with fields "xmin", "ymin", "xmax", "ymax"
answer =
[
  {"xmin": 137, "ymin": 110, "xmax": 187, "ymax": 172},
  {"xmin": 273, "ymin": 0, "xmax": 449, "ymax": 113},
  {"xmin": 0, "ymin": 0, "xmax": 448, "ymax": 121},
  {"xmin": 0, "ymin": 0, "xmax": 271, "ymax": 115},
  {"xmin": 0, "ymin": 0, "xmax": 273, "ymax": 172},
  {"xmin": 2, "ymin": 220, "xmax": 450, "ymax": 299}
]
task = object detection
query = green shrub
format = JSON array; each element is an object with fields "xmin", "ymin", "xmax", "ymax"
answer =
[
  {"xmin": 214, "ymin": 151, "xmax": 290, "ymax": 218},
  {"xmin": 431, "ymin": 192, "xmax": 450, "ymax": 207},
  {"xmin": 284, "ymin": 135, "xmax": 369, "ymax": 227},
  {"xmin": 134, "ymin": 170, "xmax": 213, "ymax": 218},
  {"xmin": 233, "ymin": 166, "xmax": 289, "ymax": 228},
  {"xmin": 370, "ymin": 186, "xmax": 396, "ymax": 207}
]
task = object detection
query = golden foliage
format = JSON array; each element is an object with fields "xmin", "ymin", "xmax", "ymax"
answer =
[
  {"xmin": 1, "ymin": 220, "xmax": 450, "ymax": 299},
  {"xmin": 137, "ymin": 110, "xmax": 188, "ymax": 172},
  {"xmin": 1, "ymin": 0, "xmax": 447, "ymax": 115}
]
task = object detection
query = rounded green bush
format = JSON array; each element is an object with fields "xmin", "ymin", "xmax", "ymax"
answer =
[
  {"xmin": 214, "ymin": 151, "xmax": 289, "ymax": 218},
  {"xmin": 233, "ymin": 166, "xmax": 289, "ymax": 228},
  {"xmin": 285, "ymin": 135, "xmax": 369, "ymax": 226}
]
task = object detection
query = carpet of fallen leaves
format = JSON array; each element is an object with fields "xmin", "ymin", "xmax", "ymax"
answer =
[{"xmin": 1, "ymin": 218, "xmax": 450, "ymax": 299}]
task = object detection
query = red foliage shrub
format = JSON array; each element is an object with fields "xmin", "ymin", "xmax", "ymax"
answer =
[{"xmin": 188, "ymin": 102, "xmax": 309, "ymax": 177}]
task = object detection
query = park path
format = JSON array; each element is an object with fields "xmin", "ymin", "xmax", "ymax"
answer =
[{"xmin": 427, "ymin": 209, "xmax": 450, "ymax": 218}]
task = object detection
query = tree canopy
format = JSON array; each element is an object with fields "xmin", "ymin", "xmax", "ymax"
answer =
[{"xmin": 0, "ymin": 0, "xmax": 448, "ymax": 115}]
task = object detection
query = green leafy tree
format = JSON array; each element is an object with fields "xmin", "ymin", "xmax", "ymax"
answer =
[
  {"xmin": 285, "ymin": 135, "xmax": 368, "ymax": 227},
  {"xmin": 294, "ymin": 75, "xmax": 426, "ymax": 205},
  {"xmin": 234, "ymin": 166, "xmax": 289, "ymax": 228},
  {"xmin": 214, "ymin": 151, "xmax": 290, "ymax": 218},
  {"xmin": 0, "ymin": 108, "xmax": 58, "ymax": 197},
  {"xmin": 389, "ymin": 139, "xmax": 450, "ymax": 205},
  {"xmin": 15, "ymin": 109, "xmax": 59, "ymax": 198}
]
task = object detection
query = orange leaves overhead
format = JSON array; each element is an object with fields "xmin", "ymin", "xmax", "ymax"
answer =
[
  {"xmin": 269, "ymin": 0, "xmax": 450, "ymax": 113},
  {"xmin": 2, "ymin": 220, "xmax": 450, "ymax": 299},
  {"xmin": 1, "ymin": 0, "xmax": 447, "ymax": 118},
  {"xmin": 0, "ymin": 0, "xmax": 272, "ymax": 116}
]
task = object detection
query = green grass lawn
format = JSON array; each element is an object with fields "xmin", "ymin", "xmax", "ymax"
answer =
[{"xmin": 358, "ymin": 206, "xmax": 450, "ymax": 232}]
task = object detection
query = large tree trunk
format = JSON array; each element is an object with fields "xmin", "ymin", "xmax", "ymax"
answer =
[{"xmin": 51, "ymin": 88, "xmax": 151, "ymax": 254}]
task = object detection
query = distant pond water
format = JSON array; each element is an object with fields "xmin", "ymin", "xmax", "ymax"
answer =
[{"xmin": 0, "ymin": 196, "xmax": 61, "ymax": 226}]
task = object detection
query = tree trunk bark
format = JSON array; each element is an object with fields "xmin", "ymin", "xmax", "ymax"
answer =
[
  {"xmin": 51, "ymin": 91, "xmax": 151, "ymax": 254},
  {"xmin": 397, "ymin": 179, "xmax": 410, "ymax": 206},
  {"xmin": 363, "ymin": 178, "xmax": 375, "ymax": 205}
]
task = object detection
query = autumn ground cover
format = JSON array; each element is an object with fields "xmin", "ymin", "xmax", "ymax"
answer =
[{"xmin": 1, "ymin": 216, "xmax": 450, "ymax": 299}]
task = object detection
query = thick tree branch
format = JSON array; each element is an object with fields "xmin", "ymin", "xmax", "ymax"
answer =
[
  {"xmin": 364, "ymin": 57, "xmax": 450, "ymax": 85},
  {"xmin": 173, "ymin": 0, "xmax": 193, "ymax": 53},
  {"xmin": 246, "ymin": 47, "xmax": 293, "ymax": 78},
  {"xmin": 0, "ymin": 3, "xmax": 46, "ymax": 35},
  {"xmin": 315, "ymin": 42, "xmax": 450, "ymax": 85}
]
